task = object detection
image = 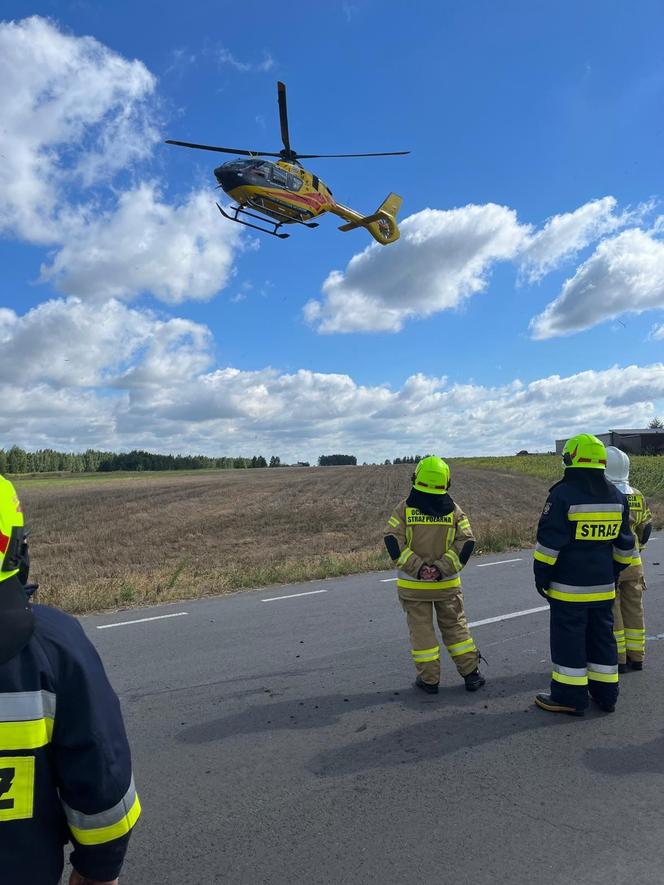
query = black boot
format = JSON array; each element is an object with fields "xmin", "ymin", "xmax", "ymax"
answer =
[
  {"xmin": 534, "ymin": 693, "xmax": 584, "ymax": 716},
  {"xmin": 415, "ymin": 677, "xmax": 439, "ymax": 694},
  {"xmin": 590, "ymin": 696, "xmax": 615, "ymax": 713},
  {"xmin": 618, "ymin": 663, "xmax": 628, "ymax": 674},
  {"xmin": 464, "ymin": 669, "xmax": 486, "ymax": 692},
  {"xmin": 627, "ymin": 660, "xmax": 644, "ymax": 671}
]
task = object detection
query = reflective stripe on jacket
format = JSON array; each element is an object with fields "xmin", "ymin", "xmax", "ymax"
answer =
[
  {"xmin": 0, "ymin": 595, "xmax": 140, "ymax": 885},
  {"xmin": 385, "ymin": 497, "xmax": 474, "ymax": 600},
  {"xmin": 619, "ymin": 488, "xmax": 652, "ymax": 580},
  {"xmin": 533, "ymin": 478, "xmax": 634, "ymax": 603}
]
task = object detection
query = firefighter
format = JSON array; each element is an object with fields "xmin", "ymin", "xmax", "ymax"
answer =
[
  {"xmin": 384, "ymin": 456, "xmax": 484, "ymax": 693},
  {"xmin": 605, "ymin": 446, "xmax": 653, "ymax": 672},
  {"xmin": 533, "ymin": 434, "xmax": 637, "ymax": 715},
  {"xmin": 0, "ymin": 476, "xmax": 140, "ymax": 885}
]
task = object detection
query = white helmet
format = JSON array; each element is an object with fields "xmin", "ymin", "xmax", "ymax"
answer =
[{"xmin": 605, "ymin": 446, "xmax": 631, "ymax": 493}]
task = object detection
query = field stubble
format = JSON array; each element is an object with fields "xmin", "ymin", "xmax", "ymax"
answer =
[{"xmin": 16, "ymin": 464, "xmax": 553, "ymax": 613}]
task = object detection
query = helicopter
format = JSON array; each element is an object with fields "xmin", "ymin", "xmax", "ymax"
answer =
[{"xmin": 166, "ymin": 82, "xmax": 409, "ymax": 244}]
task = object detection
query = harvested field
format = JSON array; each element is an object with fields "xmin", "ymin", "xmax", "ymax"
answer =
[{"xmin": 16, "ymin": 463, "xmax": 554, "ymax": 613}]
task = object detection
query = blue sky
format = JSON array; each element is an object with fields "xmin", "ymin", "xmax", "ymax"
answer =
[{"xmin": 1, "ymin": 2, "xmax": 663, "ymax": 461}]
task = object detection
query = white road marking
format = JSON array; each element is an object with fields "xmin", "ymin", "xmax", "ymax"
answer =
[
  {"xmin": 380, "ymin": 578, "xmax": 397, "ymax": 583},
  {"xmin": 469, "ymin": 605, "xmax": 549, "ymax": 628},
  {"xmin": 262, "ymin": 589, "xmax": 328, "ymax": 603},
  {"xmin": 97, "ymin": 612, "xmax": 189, "ymax": 630},
  {"xmin": 476, "ymin": 558, "xmax": 523, "ymax": 568}
]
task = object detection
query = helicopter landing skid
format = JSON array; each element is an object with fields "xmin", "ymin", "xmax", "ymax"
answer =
[{"xmin": 216, "ymin": 203, "xmax": 290, "ymax": 239}]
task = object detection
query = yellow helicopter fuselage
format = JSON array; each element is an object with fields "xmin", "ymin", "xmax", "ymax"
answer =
[{"xmin": 215, "ymin": 158, "xmax": 401, "ymax": 244}]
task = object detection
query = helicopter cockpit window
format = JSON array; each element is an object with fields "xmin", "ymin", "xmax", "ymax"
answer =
[
  {"xmin": 270, "ymin": 166, "xmax": 289, "ymax": 187},
  {"xmin": 287, "ymin": 174, "xmax": 303, "ymax": 192}
]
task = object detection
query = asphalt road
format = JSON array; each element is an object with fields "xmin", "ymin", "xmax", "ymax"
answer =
[{"xmin": 77, "ymin": 541, "xmax": 664, "ymax": 885}]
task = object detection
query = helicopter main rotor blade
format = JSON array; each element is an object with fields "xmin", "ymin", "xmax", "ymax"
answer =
[
  {"xmin": 295, "ymin": 151, "xmax": 411, "ymax": 159},
  {"xmin": 165, "ymin": 140, "xmax": 281, "ymax": 157},
  {"xmin": 277, "ymin": 82, "xmax": 293, "ymax": 157}
]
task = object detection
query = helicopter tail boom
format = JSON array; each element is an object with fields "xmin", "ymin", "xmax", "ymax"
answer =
[{"xmin": 336, "ymin": 192, "xmax": 403, "ymax": 245}]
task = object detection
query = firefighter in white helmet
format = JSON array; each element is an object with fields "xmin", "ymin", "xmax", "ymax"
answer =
[
  {"xmin": 383, "ymin": 456, "xmax": 484, "ymax": 694},
  {"xmin": 605, "ymin": 446, "xmax": 653, "ymax": 672}
]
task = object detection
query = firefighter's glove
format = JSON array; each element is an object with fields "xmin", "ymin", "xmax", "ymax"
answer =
[
  {"xmin": 535, "ymin": 584, "xmax": 549, "ymax": 600},
  {"xmin": 418, "ymin": 564, "xmax": 441, "ymax": 581}
]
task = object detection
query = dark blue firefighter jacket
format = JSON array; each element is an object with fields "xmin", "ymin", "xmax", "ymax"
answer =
[{"xmin": 0, "ymin": 586, "xmax": 140, "ymax": 885}]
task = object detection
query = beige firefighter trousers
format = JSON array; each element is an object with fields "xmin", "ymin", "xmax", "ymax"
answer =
[
  {"xmin": 613, "ymin": 576, "xmax": 646, "ymax": 663},
  {"xmin": 401, "ymin": 588, "xmax": 479, "ymax": 683}
]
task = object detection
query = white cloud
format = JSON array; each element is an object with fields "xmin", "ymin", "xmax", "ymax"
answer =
[
  {"xmin": 41, "ymin": 184, "xmax": 242, "ymax": 303},
  {"xmin": 2, "ymin": 304, "xmax": 663, "ymax": 460},
  {"xmin": 305, "ymin": 196, "xmax": 646, "ymax": 335},
  {"xmin": 0, "ymin": 298, "xmax": 212, "ymax": 388},
  {"xmin": 531, "ymin": 228, "xmax": 664, "ymax": 339},
  {"xmin": 651, "ymin": 324, "xmax": 664, "ymax": 340},
  {"xmin": 217, "ymin": 47, "xmax": 274, "ymax": 73},
  {"xmin": 305, "ymin": 204, "xmax": 528, "ymax": 333},
  {"xmin": 518, "ymin": 196, "xmax": 644, "ymax": 282},
  {"xmin": 0, "ymin": 17, "xmax": 244, "ymax": 304},
  {"xmin": 0, "ymin": 16, "xmax": 157, "ymax": 243}
]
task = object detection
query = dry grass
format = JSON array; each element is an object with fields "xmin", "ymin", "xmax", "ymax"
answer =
[{"xmin": 15, "ymin": 464, "xmax": 555, "ymax": 613}]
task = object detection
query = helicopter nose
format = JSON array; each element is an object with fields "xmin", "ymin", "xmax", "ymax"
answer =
[{"xmin": 215, "ymin": 166, "xmax": 241, "ymax": 191}]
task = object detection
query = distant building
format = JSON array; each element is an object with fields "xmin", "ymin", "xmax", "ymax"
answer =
[{"xmin": 555, "ymin": 429, "xmax": 664, "ymax": 456}]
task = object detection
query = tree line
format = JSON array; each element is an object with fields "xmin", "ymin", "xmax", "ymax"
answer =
[{"xmin": 0, "ymin": 447, "xmax": 294, "ymax": 475}]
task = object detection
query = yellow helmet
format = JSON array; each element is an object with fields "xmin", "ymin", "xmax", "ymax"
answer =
[
  {"xmin": 413, "ymin": 456, "xmax": 450, "ymax": 494},
  {"xmin": 0, "ymin": 477, "xmax": 24, "ymax": 583},
  {"xmin": 562, "ymin": 433, "xmax": 607, "ymax": 470}
]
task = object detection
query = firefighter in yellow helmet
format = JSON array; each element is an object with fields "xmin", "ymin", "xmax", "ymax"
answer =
[
  {"xmin": 533, "ymin": 434, "xmax": 637, "ymax": 715},
  {"xmin": 605, "ymin": 446, "xmax": 653, "ymax": 672},
  {"xmin": 0, "ymin": 476, "xmax": 141, "ymax": 885},
  {"xmin": 384, "ymin": 456, "xmax": 484, "ymax": 693}
]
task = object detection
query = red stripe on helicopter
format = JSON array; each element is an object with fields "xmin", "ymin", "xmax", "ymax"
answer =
[{"xmin": 261, "ymin": 189, "xmax": 329, "ymax": 209}]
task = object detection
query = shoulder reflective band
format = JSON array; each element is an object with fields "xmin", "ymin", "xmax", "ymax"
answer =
[
  {"xmin": 62, "ymin": 776, "xmax": 141, "ymax": 846},
  {"xmin": 533, "ymin": 543, "xmax": 559, "ymax": 565},
  {"xmin": 568, "ymin": 504, "xmax": 624, "ymax": 516},
  {"xmin": 547, "ymin": 582, "xmax": 615, "ymax": 602},
  {"xmin": 405, "ymin": 508, "xmax": 454, "ymax": 526},
  {"xmin": 387, "ymin": 516, "xmax": 400, "ymax": 528},
  {"xmin": 552, "ymin": 664, "xmax": 588, "ymax": 685},
  {"xmin": 0, "ymin": 691, "xmax": 56, "ymax": 751},
  {"xmin": 457, "ymin": 518, "xmax": 471, "ymax": 531},
  {"xmin": 567, "ymin": 505, "xmax": 623, "ymax": 541},
  {"xmin": 587, "ymin": 662, "xmax": 619, "ymax": 683},
  {"xmin": 397, "ymin": 571, "xmax": 461, "ymax": 591},
  {"xmin": 396, "ymin": 547, "xmax": 414, "ymax": 567}
]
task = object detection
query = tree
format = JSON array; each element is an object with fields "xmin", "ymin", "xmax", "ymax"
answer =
[
  {"xmin": 318, "ymin": 454, "xmax": 357, "ymax": 466},
  {"xmin": 269, "ymin": 456, "xmax": 281, "ymax": 468},
  {"xmin": 649, "ymin": 417, "xmax": 664, "ymax": 428},
  {"xmin": 7, "ymin": 446, "xmax": 27, "ymax": 474}
]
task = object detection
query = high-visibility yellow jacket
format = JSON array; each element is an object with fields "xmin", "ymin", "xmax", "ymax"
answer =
[
  {"xmin": 384, "ymin": 493, "xmax": 475, "ymax": 601},
  {"xmin": 620, "ymin": 487, "xmax": 652, "ymax": 581}
]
